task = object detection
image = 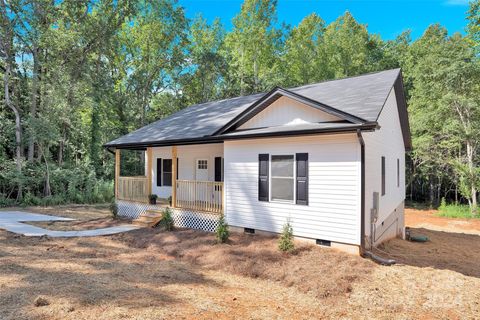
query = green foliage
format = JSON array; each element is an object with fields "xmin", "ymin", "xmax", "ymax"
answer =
[
  {"xmin": 439, "ymin": 197, "xmax": 447, "ymax": 211},
  {"xmin": 467, "ymin": 0, "xmax": 480, "ymax": 54},
  {"xmin": 224, "ymin": 0, "xmax": 283, "ymax": 94},
  {"xmin": 1, "ymin": 0, "xmax": 479, "ymax": 211},
  {"xmin": 278, "ymin": 222, "xmax": 294, "ymax": 253},
  {"xmin": 160, "ymin": 207, "xmax": 174, "ymax": 231},
  {"xmin": 216, "ymin": 214, "xmax": 230, "ymax": 244},
  {"xmin": 0, "ymin": 162, "xmax": 113, "ymax": 207},
  {"xmin": 438, "ymin": 203, "xmax": 479, "ymax": 219}
]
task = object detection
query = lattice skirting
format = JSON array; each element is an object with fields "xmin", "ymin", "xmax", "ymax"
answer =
[{"xmin": 116, "ymin": 200, "xmax": 220, "ymax": 233}]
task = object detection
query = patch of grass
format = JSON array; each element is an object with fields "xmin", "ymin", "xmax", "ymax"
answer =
[{"xmin": 437, "ymin": 203, "xmax": 480, "ymax": 219}]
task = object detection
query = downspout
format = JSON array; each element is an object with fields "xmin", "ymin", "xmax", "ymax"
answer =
[
  {"xmin": 356, "ymin": 130, "xmax": 366, "ymax": 254},
  {"xmin": 357, "ymin": 129, "xmax": 395, "ymax": 266}
]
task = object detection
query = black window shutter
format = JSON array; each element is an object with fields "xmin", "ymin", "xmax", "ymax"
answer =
[
  {"xmin": 381, "ymin": 156, "xmax": 386, "ymax": 196},
  {"xmin": 176, "ymin": 158, "xmax": 179, "ymax": 180},
  {"xmin": 156, "ymin": 158, "xmax": 162, "ymax": 186},
  {"xmin": 296, "ymin": 153, "xmax": 309, "ymax": 205},
  {"xmin": 258, "ymin": 154, "xmax": 269, "ymax": 201},
  {"xmin": 214, "ymin": 157, "xmax": 222, "ymax": 182},
  {"xmin": 397, "ymin": 158, "xmax": 399, "ymax": 187}
]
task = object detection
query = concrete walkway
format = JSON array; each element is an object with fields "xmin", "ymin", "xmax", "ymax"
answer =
[{"xmin": 0, "ymin": 211, "xmax": 140, "ymax": 237}]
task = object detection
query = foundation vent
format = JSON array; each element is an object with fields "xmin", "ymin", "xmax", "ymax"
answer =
[
  {"xmin": 244, "ymin": 228, "xmax": 255, "ymax": 234},
  {"xmin": 316, "ymin": 239, "xmax": 331, "ymax": 247}
]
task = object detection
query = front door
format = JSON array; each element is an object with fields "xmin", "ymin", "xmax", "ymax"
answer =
[{"xmin": 195, "ymin": 159, "xmax": 208, "ymax": 181}]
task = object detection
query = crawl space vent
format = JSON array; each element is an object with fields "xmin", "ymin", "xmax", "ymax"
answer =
[
  {"xmin": 244, "ymin": 228, "xmax": 255, "ymax": 234},
  {"xmin": 316, "ymin": 239, "xmax": 331, "ymax": 247}
]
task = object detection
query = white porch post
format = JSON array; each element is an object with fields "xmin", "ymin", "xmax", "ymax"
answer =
[
  {"xmin": 146, "ymin": 147, "xmax": 153, "ymax": 197},
  {"xmin": 172, "ymin": 146, "xmax": 177, "ymax": 207}
]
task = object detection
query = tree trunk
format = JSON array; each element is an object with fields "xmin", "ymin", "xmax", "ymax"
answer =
[
  {"xmin": 39, "ymin": 145, "xmax": 51, "ymax": 197},
  {"xmin": 466, "ymin": 139, "xmax": 477, "ymax": 215},
  {"xmin": 58, "ymin": 125, "xmax": 66, "ymax": 166},
  {"xmin": 1, "ymin": 0, "xmax": 23, "ymax": 201},
  {"xmin": 429, "ymin": 178, "xmax": 434, "ymax": 208},
  {"xmin": 28, "ymin": 48, "xmax": 40, "ymax": 161}
]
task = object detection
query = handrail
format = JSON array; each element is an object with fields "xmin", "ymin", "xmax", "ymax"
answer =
[
  {"xmin": 175, "ymin": 180, "xmax": 223, "ymax": 214},
  {"xmin": 118, "ymin": 176, "xmax": 148, "ymax": 203}
]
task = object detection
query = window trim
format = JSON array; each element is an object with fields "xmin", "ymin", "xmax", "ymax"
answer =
[
  {"xmin": 269, "ymin": 154, "xmax": 296, "ymax": 204},
  {"xmin": 197, "ymin": 159, "xmax": 208, "ymax": 170}
]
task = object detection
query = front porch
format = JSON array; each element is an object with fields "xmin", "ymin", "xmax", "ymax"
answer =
[{"xmin": 114, "ymin": 144, "xmax": 224, "ymax": 216}]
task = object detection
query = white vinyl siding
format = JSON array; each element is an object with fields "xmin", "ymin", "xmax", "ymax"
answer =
[
  {"xmin": 238, "ymin": 96, "xmax": 341, "ymax": 130},
  {"xmin": 363, "ymin": 88, "xmax": 406, "ymax": 236},
  {"xmin": 224, "ymin": 134, "xmax": 361, "ymax": 245}
]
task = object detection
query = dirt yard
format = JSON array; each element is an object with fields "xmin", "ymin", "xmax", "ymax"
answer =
[{"xmin": 0, "ymin": 205, "xmax": 479, "ymax": 319}]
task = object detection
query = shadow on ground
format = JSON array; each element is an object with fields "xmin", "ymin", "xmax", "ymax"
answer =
[{"xmin": 0, "ymin": 230, "xmax": 218, "ymax": 319}]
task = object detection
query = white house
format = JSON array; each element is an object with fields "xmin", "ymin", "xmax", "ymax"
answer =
[{"xmin": 105, "ymin": 68, "xmax": 411, "ymax": 255}]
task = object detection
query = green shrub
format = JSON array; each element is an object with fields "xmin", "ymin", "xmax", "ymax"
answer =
[
  {"xmin": 278, "ymin": 222, "xmax": 294, "ymax": 252},
  {"xmin": 109, "ymin": 201, "xmax": 118, "ymax": 219},
  {"xmin": 0, "ymin": 196, "xmax": 15, "ymax": 208},
  {"xmin": 216, "ymin": 214, "xmax": 230, "ymax": 243},
  {"xmin": 439, "ymin": 197, "xmax": 447, "ymax": 210},
  {"xmin": 438, "ymin": 203, "xmax": 477, "ymax": 219},
  {"xmin": 23, "ymin": 192, "xmax": 42, "ymax": 206},
  {"xmin": 160, "ymin": 207, "xmax": 174, "ymax": 231}
]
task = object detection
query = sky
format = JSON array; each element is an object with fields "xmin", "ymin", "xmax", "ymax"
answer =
[{"xmin": 178, "ymin": 0, "xmax": 472, "ymax": 40}]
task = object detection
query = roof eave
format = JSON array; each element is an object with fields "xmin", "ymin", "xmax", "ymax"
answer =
[{"xmin": 103, "ymin": 123, "xmax": 378, "ymax": 149}]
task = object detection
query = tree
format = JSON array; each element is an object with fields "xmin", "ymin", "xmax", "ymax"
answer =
[
  {"xmin": 281, "ymin": 13, "xmax": 330, "ymax": 86},
  {"xmin": 406, "ymin": 24, "xmax": 480, "ymax": 213},
  {"xmin": 467, "ymin": 0, "xmax": 480, "ymax": 54},
  {"xmin": 224, "ymin": 0, "xmax": 283, "ymax": 95},
  {"xmin": 0, "ymin": 0, "xmax": 24, "ymax": 200},
  {"xmin": 323, "ymin": 11, "xmax": 381, "ymax": 77},
  {"xmin": 181, "ymin": 15, "xmax": 227, "ymax": 105},
  {"xmin": 122, "ymin": 0, "xmax": 188, "ymax": 126}
]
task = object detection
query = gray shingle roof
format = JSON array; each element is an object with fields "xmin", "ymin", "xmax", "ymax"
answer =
[{"xmin": 105, "ymin": 68, "xmax": 401, "ymax": 147}]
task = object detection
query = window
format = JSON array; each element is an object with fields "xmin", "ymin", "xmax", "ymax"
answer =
[
  {"xmin": 197, "ymin": 159, "xmax": 208, "ymax": 170},
  {"xmin": 381, "ymin": 156, "xmax": 386, "ymax": 196},
  {"xmin": 397, "ymin": 158, "xmax": 400, "ymax": 187},
  {"xmin": 162, "ymin": 159, "xmax": 172, "ymax": 186},
  {"xmin": 270, "ymin": 155, "xmax": 294, "ymax": 202}
]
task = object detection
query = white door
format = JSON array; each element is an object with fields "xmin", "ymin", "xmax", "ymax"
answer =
[{"xmin": 196, "ymin": 159, "xmax": 208, "ymax": 181}]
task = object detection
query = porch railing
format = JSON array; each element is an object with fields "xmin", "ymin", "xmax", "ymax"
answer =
[
  {"xmin": 118, "ymin": 176, "xmax": 148, "ymax": 203},
  {"xmin": 176, "ymin": 180, "xmax": 223, "ymax": 214}
]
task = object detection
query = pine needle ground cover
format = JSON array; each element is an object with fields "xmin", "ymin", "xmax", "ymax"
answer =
[{"xmin": 0, "ymin": 205, "xmax": 479, "ymax": 319}]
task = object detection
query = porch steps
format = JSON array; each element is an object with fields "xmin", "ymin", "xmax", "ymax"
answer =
[{"xmin": 133, "ymin": 210, "xmax": 164, "ymax": 228}]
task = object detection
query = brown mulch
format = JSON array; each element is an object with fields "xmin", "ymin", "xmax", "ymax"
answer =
[{"xmin": 113, "ymin": 228, "xmax": 373, "ymax": 299}]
